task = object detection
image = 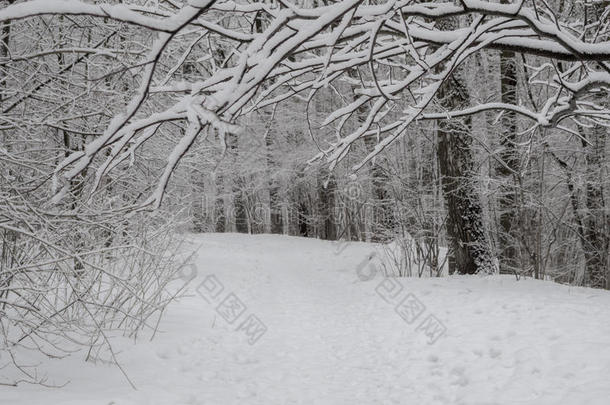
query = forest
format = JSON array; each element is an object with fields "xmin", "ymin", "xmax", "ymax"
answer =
[{"xmin": 0, "ymin": 0, "xmax": 609, "ymax": 401}]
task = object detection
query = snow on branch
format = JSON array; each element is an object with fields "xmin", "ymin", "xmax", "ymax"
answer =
[{"xmin": 15, "ymin": 0, "xmax": 607, "ymax": 207}]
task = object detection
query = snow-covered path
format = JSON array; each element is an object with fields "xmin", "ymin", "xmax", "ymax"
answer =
[{"xmin": 2, "ymin": 233, "xmax": 610, "ymax": 404}]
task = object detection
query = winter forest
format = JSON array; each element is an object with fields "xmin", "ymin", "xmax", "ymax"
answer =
[{"xmin": 1, "ymin": 0, "xmax": 609, "ymax": 403}]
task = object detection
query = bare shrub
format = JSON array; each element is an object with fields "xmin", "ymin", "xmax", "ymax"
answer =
[
  {"xmin": 0, "ymin": 199, "xmax": 188, "ymax": 387},
  {"xmin": 380, "ymin": 233, "xmax": 448, "ymax": 278}
]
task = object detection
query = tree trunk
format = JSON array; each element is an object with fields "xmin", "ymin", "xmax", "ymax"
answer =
[
  {"xmin": 497, "ymin": 12, "xmax": 520, "ymax": 274},
  {"xmin": 364, "ymin": 134, "xmax": 395, "ymax": 241},
  {"xmin": 580, "ymin": 2, "xmax": 609, "ymax": 289},
  {"xmin": 191, "ymin": 175, "xmax": 206, "ymax": 233},
  {"xmin": 317, "ymin": 168, "xmax": 337, "ymax": 240},
  {"xmin": 226, "ymin": 132, "xmax": 248, "ymax": 233},
  {"xmin": 296, "ymin": 194, "xmax": 310, "ymax": 237},
  {"xmin": 435, "ymin": 17, "xmax": 495, "ymax": 275},
  {"xmin": 214, "ymin": 172, "xmax": 226, "ymax": 232},
  {"xmin": 437, "ymin": 117, "xmax": 495, "ymax": 275},
  {"xmin": 582, "ymin": 124, "xmax": 609, "ymax": 289},
  {"xmin": 266, "ymin": 126, "xmax": 283, "ymax": 234},
  {"xmin": 233, "ymin": 179, "xmax": 249, "ymax": 233}
]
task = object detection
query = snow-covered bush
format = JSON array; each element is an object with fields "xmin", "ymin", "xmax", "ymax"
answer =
[
  {"xmin": 380, "ymin": 233, "xmax": 448, "ymax": 278},
  {"xmin": 0, "ymin": 206, "xmax": 188, "ymax": 387}
]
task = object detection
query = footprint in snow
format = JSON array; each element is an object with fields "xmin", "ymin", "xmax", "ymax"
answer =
[
  {"xmin": 489, "ymin": 334, "xmax": 502, "ymax": 341},
  {"xmin": 450, "ymin": 366, "xmax": 469, "ymax": 386},
  {"xmin": 489, "ymin": 348, "xmax": 502, "ymax": 358},
  {"xmin": 233, "ymin": 352, "xmax": 259, "ymax": 365}
]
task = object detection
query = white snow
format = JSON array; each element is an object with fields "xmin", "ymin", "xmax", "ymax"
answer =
[{"xmin": 2, "ymin": 233, "xmax": 610, "ymax": 404}]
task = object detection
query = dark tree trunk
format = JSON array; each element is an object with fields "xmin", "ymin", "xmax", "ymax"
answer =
[
  {"xmin": 269, "ymin": 184, "xmax": 283, "ymax": 234},
  {"xmin": 233, "ymin": 179, "xmax": 249, "ymax": 233},
  {"xmin": 437, "ymin": 118, "xmax": 494, "ymax": 275},
  {"xmin": 497, "ymin": 16, "xmax": 520, "ymax": 274},
  {"xmin": 214, "ymin": 172, "xmax": 226, "ymax": 233},
  {"xmin": 191, "ymin": 176, "xmax": 206, "ymax": 233},
  {"xmin": 266, "ymin": 128, "xmax": 283, "ymax": 234},
  {"xmin": 435, "ymin": 17, "xmax": 495, "ymax": 275},
  {"xmin": 582, "ymin": 124, "xmax": 609, "ymax": 289},
  {"xmin": 317, "ymin": 168, "xmax": 337, "ymax": 240},
  {"xmin": 297, "ymin": 197, "xmax": 310, "ymax": 237},
  {"xmin": 226, "ymin": 132, "xmax": 248, "ymax": 233},
  {"xmin": 580, "ymin": 2, "xmax": 609, "ymax": 289}
]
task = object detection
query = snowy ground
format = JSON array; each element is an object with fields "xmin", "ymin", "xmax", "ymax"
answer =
[{"xmin": 2, "ymin": 233, "xmax": 610, "ymax": 405}]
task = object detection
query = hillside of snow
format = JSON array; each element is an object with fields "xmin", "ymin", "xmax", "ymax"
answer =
[{"xmin": 2, "ymin": 233, "xmax": 610, "ymax": 405}]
